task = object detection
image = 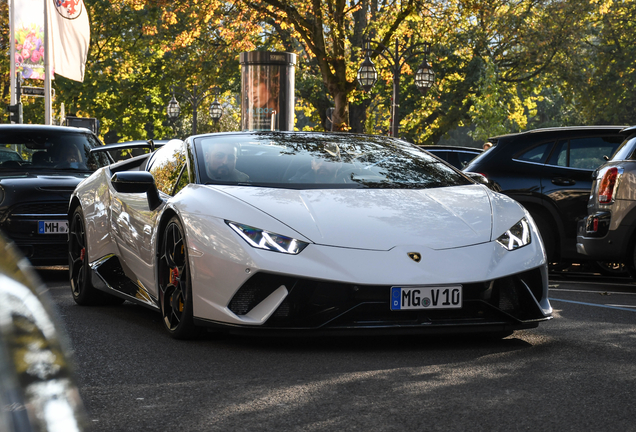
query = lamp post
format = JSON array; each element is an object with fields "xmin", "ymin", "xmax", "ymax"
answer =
[
  {"xmin": 209, "ymin": 87, "xmax": 223, "ymax": 130},
  {"xmin": 166, "ymin": 90, "xmax": 180, "ymax": 135},
  {"xmin": 357, "ymin": 38, "xmax": 435, "ymax": 137},
  {"xmin": 166, "ymin": 85, "xmax": 218, "ymax": 135}
]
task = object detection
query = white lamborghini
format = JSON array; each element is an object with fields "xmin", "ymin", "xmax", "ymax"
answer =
[{"xmin": 68, "ymin": 132, "xmax": 552, "ymax": 339}]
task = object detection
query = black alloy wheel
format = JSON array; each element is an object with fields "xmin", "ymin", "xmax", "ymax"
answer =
[
  {"xmin": 158, "ymin": 217, "xmax": 199, "ymax": 339},
  {"xmin": 68, "ymin": 207, "xmax": 124, "ymax": 305}
]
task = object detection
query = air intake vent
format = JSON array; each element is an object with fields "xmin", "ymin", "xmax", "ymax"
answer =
[{"xmin": 229, "ymin": 273, "xmax": 297, "ymax": 316}]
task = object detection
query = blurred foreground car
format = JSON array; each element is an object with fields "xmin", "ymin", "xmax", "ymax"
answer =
[
  {"xmin": 0, "ymin": 125, "xmax": 112, "ymax": 265},
  {"xmin": 68, "ymin": 132, "xmax": 552, "ymax": 339},
  {"xmin": 422, "ymin": 145, "xmax": 482, "ymax": 169},
  {"xmin": 577, "ymin": 125, "xmax": 636, "ymax": 276},
  {"xmin": 0, "ymin": 231, "xmax": 87, "ymax": 431},
  {"xmin": 464, "ymin": 126, "xmax": 626, "ymax": 268}
]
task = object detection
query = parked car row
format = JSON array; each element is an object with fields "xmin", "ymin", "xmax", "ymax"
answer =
[
  {"xmin": 463, "ymin": 126, "xmax": 628, "ymax": 270},
  {"xmin": 6, "ymin": 121, "xmax": 636, "ymax": 342}
]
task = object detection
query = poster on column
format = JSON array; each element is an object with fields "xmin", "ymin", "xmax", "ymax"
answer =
[{"xmin": 14, "ymin": 0, "xmax": 46, "ymax": 80}]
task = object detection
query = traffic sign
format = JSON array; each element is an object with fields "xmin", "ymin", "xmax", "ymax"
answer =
[{"xmin": 21, "ymin": 86, "xmax": 54, "ymax": 97}]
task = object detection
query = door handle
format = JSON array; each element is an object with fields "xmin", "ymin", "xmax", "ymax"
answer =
[{"xmin": 552, "ymin": 177, "xmax": 576, "ymax": 186}]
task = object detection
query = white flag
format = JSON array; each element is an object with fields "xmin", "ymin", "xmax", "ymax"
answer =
[{"xmin": 46, "ymin": 0, "xmax": 90, "ymax": 82}]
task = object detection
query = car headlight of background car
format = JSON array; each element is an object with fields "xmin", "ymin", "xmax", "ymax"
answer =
[
  {"xmin": 497, "ymin": 218, "xmax": 531, "ymax": 251},
  {"xmin": 227, "ymin": 221, "xmax": 309, "ymax": 254}
]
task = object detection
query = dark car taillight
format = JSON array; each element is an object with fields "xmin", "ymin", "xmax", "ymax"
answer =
[{"xmin": 598, "ymin": 167, "xmax": 619, "ymax": 204}]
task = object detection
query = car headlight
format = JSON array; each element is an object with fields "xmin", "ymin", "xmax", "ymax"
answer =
[
  {"xmin": 226, "ymin": 221, "xmax": 309, "ymax": 254},
  {"xmin": 496, "ymin": 218, "xmax": 531, "ymax": 251}
]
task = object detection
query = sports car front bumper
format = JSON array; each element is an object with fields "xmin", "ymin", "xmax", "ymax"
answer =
[{"xmin": 193, "ymin": 265, "xmax": 551, "ymax": 334}]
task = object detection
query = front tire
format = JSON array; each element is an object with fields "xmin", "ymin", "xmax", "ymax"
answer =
[
  {"xmin": 69, "ymin": 206, "xmax": 124, "ymax": 306},
  {"xmin": 158, "ymin": 217, "xmax": 199, "ymax": 339}
]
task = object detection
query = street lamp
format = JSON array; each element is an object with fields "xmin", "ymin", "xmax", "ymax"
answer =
[
  {"xmin": 166, "ymin": 91, "xmax": 181, "ymax": 121},
  {"xmin": 209, "ymin": 87, "xmax": 223, "ymax": 126},
  {"xmin": 414, "ymin": 58, "xmax": 435, "ymax": 95},
  {"xmin": 357, "ymin": 37, "xmax": 434, "ymax": 137},
  {"xmin": 357, "ymin": 41, "xmax": 378, "ymax": 93},
  {"xmin": 166, "ymin": 85, "xmax": 217, "ymax": 135}
]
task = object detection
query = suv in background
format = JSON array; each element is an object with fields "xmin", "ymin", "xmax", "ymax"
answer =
[
  {"xmin": 464, "ymin": 126, "xmax": 627, "ymax": 266},
  {"xmin": 577, "ymin": 126, "xmax": 636, "ymax": 275}
]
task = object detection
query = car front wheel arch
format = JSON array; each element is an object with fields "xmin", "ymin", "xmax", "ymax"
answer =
[
  {"xmin": 156, "ymin": 214, "xmax": 201, "ymax": 339},
  {"xmin": 523, "ymin": 204, "xmax": 560, "ymax": 264}
]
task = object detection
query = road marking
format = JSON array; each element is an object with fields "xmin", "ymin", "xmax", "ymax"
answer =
[
  {"xmin": 550, "ymin": 288, "xmax": 636, "ymax": 296},
  {"xmin": 550, "ymin": 298, "xmax": 636, "ymax": 313},
  {"xmin": 549, "ymin": 279, "xmax": 636, "ymax": 288}
]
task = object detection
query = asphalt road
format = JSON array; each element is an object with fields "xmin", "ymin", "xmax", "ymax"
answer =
[{"xmin": 41, "ymin": 270, "xmax": 636, "ymax": 432}]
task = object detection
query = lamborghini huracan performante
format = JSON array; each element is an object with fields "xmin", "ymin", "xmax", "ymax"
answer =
[{"xmin": 68, "ymin": 132, "xmax": 552, "ymax": 339}]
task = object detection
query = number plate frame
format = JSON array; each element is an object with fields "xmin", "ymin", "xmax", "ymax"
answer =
[
  {"xmin": 390, "ymin": 285, "xmax": 463, "ymax": 310},
  {"xmin": 38, "ymin": 220, "xmax": 69, "ymax": 234}
]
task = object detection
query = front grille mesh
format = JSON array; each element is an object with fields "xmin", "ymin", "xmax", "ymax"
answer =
[
  {"xmin": 17, "ymin": 243, "xmax": 67, "ymax": 260},
  {"xmin": 10, "ymin": 202, "xmax": 68, "ymax": 216}
]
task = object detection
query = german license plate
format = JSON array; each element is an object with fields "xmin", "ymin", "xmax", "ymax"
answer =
[
  {"xmin": 38, "ymin": 220, "xmax": 68, "ymax": 234},
  {"xmin": 390, "ymin": 286, "xmax": 462, "ymax": 310}
]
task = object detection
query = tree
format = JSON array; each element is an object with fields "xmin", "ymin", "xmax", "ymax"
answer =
[{"xmin": 239, "ymin": 0, "xmax": 423, "ymax": 131}]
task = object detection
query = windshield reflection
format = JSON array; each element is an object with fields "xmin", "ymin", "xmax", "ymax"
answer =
[{"xmin": 195, "ymin": 133, "xmax": 471, "ymax": 189}]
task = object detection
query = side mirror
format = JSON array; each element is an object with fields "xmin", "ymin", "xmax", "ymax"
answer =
[
  {"xmin": 111, "ymin": 172, "xmax": 163, "ymax": 210},
  {"xmin": 464, "ymin": 172, "xmax": 489, "ymax": 185},
  {"xmin": 464, "ymin": 172, "xmax": 501, "ymax": 192}
]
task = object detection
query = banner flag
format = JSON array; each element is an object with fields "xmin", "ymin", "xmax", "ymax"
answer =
[
  {"xmin": 46, "ymin": 0, "xmax": 90, "ymax": 82},
  {"xmin": 14, "ymin": 0, "xmax": 45, "ymax": 80}
]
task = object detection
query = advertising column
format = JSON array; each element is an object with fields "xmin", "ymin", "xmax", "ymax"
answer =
[{"xmin": 240, "ymin": 51, "xmax": 296, "ymax": 131}]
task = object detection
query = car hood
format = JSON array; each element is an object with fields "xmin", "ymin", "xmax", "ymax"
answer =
[
  {"xmin": 0, "ymin": 172, "xmax": 90, "ymax": 192},
  {"xmin": 0, "ymin": 172, "xmax": 89, "ymax": 208},
  {"xmin": 0, "ymin": 171, "xmax": 89, "ymax": 182},
  {"xmin": 212, "ymin": 184, "xmax": 498, "ymax": 251}
]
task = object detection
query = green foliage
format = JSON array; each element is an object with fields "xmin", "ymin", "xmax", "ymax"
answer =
[
  {"xmin": 467, "ymin": 59, "xmax": 538, "ymax": 142},
  {"xmin": 1, "ymin": 0, "xmax": 635, "ymax": 142}
]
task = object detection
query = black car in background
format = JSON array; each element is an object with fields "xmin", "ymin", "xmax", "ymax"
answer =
[
  {"xmin": 422, "ymin": 145, "xmax": 482, "ymax": 169},
  {"xmin": 0, "ymin": 125, "xmax": 111, "ymax": 265},
  {"xmin": 464, "ymin": 126, "xmax": 627, "ymax": 266}
]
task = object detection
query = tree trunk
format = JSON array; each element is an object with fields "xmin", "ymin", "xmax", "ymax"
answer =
[
  {"xmin": 349, "ymin": 100, "xmax": 372, "ymax": 133},
  {"xmin": 331, "ymin": 88, "xmax": 350, "ymax": 131}
]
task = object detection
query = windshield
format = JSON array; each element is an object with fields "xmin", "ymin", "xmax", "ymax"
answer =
[
  {"xmin": 0, "ymin": 130, "xmax": 111, "ymax": 172},
  {"xmin": 194, "ymin": 133, "xmax": 472, "ymax": 189}
]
